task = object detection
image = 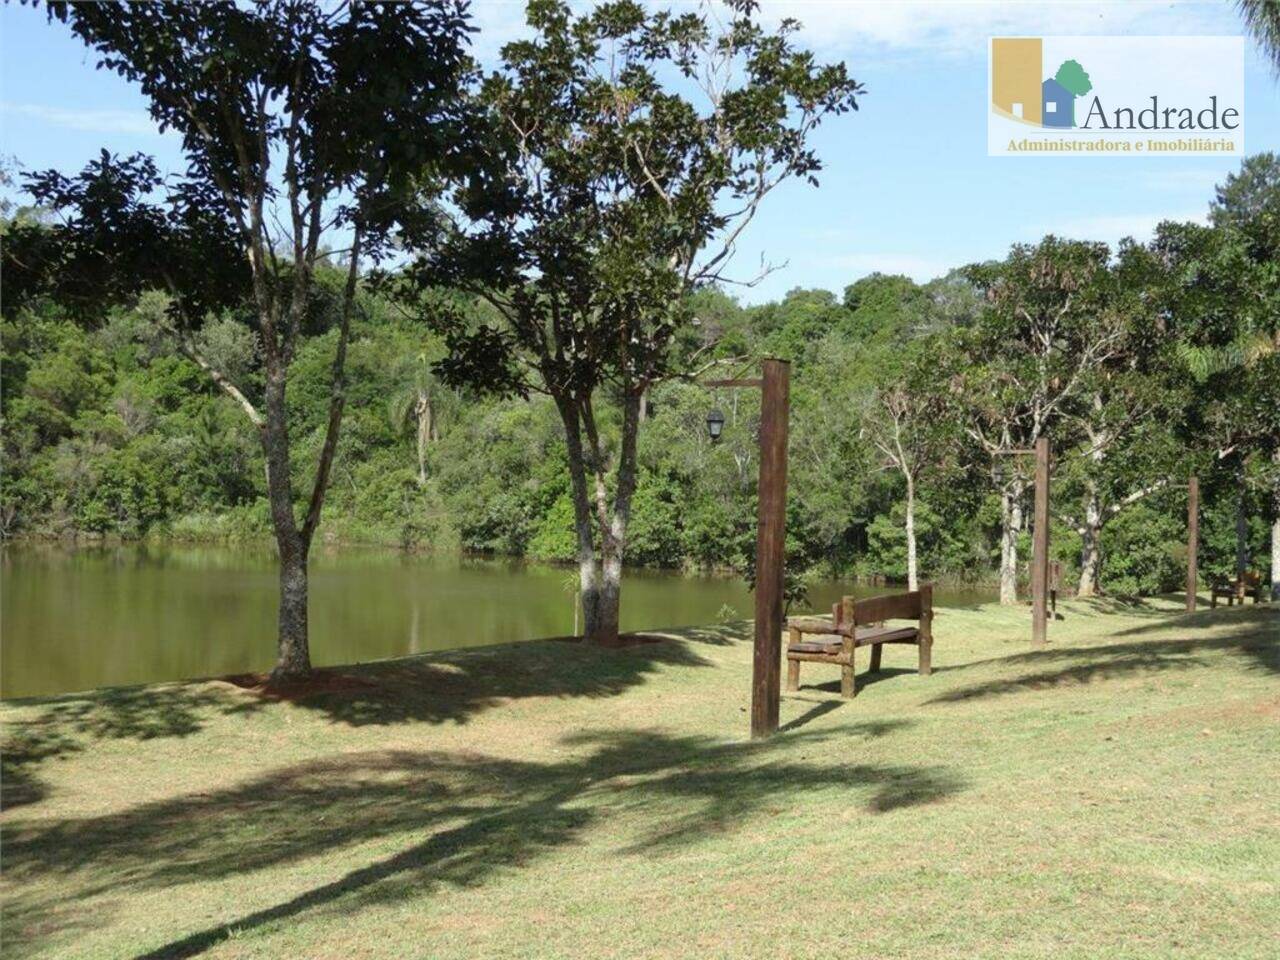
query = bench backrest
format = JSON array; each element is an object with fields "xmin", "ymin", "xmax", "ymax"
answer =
[
  {"xmin": 1213, "ymin": 571, "xmax": 1262, "ymax": 590},
  {"xmin": 838, "ymin": 585, "xmax": 933, "ymax": 627}
]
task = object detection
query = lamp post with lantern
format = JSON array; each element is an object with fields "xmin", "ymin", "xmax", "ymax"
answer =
[
  {"xmin": 703, "ymin": 358, "xmax": 790, "ymax": 738},
  {"xmin": 705, "ymin": 408, "xmax": 726, "ymax": 443}
]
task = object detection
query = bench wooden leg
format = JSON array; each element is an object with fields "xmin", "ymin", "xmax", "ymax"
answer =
[
  {"xmin": 869, "ymin": 644, "xmax": 883, "ymax": 673},
  {"xmin": 786, "ymin": 657, "xmax": 800, "ymax": 692},
  {"xmin": 841, "ymin": 655, "xmax": 855, "ymax": 699},
  {"xmin": 919, "ymin": 639, "xmax": 932, "ymax": 676}
]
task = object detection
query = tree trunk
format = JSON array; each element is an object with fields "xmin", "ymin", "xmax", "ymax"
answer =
[
  {"xmin": 1271, "ymin": 504, "xmax": 1279, "ymax": 602},
  {"xmin": 554, "ymin": 387, "xmax": 641, "ymax": 647},
  {"xmin": 904, "ymin": 473, "xmax": 919, "ymax": 592},
  {"xmin": 595, "ymin": 546, "xmax": 623, "ymax": 647},
  {"xmin": 261, "ymin": 364, "xmax": 312, "ymax": 681},
  {"xmin": 1272, "ymin": 450, "xmax": 1280, "ymax": 601},
  {"xmin": 274, "ymin": 538, "xmax": 311, "ymax": 679},
  {"xmin": 588, "ymin": 390, "xmax": 641, "ymax": 646},
  {"xmin": 414, "ymin": 393, "xmax": 430, "ymax": 487},
  {"xmin": 999, "ymin": 481, "xmax": 1023, "ymax": 605},
  {"xmin": 1077, "ymin": 481, "xmax": 1103, "ymax": 597},
  {"xmin": 555, "ymin": 394, "xmax": 602, "ymax": 640},
  {"xmin": 1235, "ymin": 465, "xmax": 1249, "ymax": 584}
]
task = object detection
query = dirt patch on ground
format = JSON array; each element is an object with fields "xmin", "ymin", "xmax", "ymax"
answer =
[
  {"xmin": 1110, "ymin": 695, "xmax": 1280, "ymax": 733},
  {"xmin": 220, "ymin": 669, "xmax": 377, "ymax": 701}
]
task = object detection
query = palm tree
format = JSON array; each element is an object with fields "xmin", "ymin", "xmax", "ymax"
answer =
[
  {"xmin": 1238, "ymin": 0, "xmax": 1280, "ymax": 73},
  {"xmin": 388, "ymin": 352, "xmax": 447, "ymax": 487}
]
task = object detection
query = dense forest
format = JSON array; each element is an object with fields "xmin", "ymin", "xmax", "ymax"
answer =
[{"xmin": 4, "ymin": 154, "xmax": 1276, "ymax": 601}]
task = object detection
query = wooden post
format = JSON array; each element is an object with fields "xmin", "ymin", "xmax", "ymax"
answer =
[
  {"xmin": 751, "ymin": 358, "xmax": 789, "ymax": 739},
  {"xmin": 1031, "ymin": 436, "xmax": 1050, "ymax": 646},
  {"xmin": 1186, "ymin": 475, "xmax": 1199, "ymax": 612}
]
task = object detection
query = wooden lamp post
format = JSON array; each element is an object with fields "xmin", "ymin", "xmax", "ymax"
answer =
[
  {"xmin": 995, "ymin": 435, "xmax": 1051, "ymax": 647},
  {"xmin": 1186, "ymin": 475, "xmax": 1199, "ymax": 612},
  {"xmin": 1030, "ymin": 436, "xmax": 1051, "ymax": 647},
  {"xmin": 705, "ymin": 358, "xmax": 790, "ymax": 738}
]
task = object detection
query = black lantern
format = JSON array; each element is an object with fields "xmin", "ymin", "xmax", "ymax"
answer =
[{"xmin": 706, "ymin": 407, "xmax": 726, "ymax": 442}]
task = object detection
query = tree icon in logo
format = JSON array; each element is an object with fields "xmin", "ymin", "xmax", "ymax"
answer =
[{"xmin": 1043, "ymin": 59, "xmax": 1092, "ymax": 128}]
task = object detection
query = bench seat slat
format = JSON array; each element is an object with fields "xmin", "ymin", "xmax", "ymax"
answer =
[{"xmin": 787, "ymin": 624, "xmax": 918, "ymax": 655}]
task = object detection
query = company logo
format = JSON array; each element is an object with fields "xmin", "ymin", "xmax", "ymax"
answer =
[
  {"xmin": 992, "ymin": 39, "xmax": 1092, "ymax": 128},
  {"xmin": 988, "ymin": 36, "xmax": 1244, "ymax": 157}
]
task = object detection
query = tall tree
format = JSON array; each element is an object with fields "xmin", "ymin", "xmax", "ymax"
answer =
[
  {"xmin": 1206, "ymin": 153, "xmax": 1280, "ymax": 597},
  {"xmin": 860, "ymin": 352, "xmax": 953, "ymax": 591},
  {"xmin": 1051, "ymin": 240, "xmax": 1184, "ymax": 597},
  {"xmin": 388, "ymin": 350, "xmax": 451, "ymax": 487},
  {"xmin": 957, "ymin": 238, "xmax": 1125, "ymax": 604},
  {"xmin": 404, "ymin": 0, "xmax": 860, "ymax": 644},
  {"xmin": 4, "ymin": 1, "xmax": 475, "ymax": 679}
]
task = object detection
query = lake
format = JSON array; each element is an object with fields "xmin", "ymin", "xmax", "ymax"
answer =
[{"xmin": 0, "ymin": 544, "xmax": 997, "ymax": 699}]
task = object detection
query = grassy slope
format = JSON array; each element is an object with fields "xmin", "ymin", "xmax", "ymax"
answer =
[{"xmin": 1, "ymin": 596, "xmax": 1277, "ymax": 960}]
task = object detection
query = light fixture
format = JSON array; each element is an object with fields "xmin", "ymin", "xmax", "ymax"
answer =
[{"xmin": 706, "ymin": 407, "xmax": 725, "ymax": 442}]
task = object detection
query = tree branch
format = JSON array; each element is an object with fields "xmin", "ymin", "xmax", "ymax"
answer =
[{"xmin": 301, "ymin": 224, "xmax": 362, "ymax": 545}]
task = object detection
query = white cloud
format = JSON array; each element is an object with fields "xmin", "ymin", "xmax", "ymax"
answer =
[
  {"xmin": 1, "ymin": 101, "xmax": 160, "ymax": 137},
  {"xmin": 740, "ymin": 1, "xmax": 1232, "ymax": 60},
  {"xmin": 465, "ymin": 2, "xmax": 1240, "ymax": 70}
]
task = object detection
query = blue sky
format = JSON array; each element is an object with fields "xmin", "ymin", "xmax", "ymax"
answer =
[{"xmin": 2, "ymin": 1, "xmax": 1277, "ymax": 304}]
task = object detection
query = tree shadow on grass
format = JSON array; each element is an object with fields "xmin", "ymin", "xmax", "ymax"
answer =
[
  {"xmin": 927, "ymin": 616, "xmax": 1278, "ymax": 705},
  {"xmin": 1, "ymin": 683, "xmax": 265, "ymax": 810},
  {"xmin": 0, "ymin": 638, "xmax": 716, "ymax": 810},
  {"xmin": 288, "ymin": 637, "xmax": 717, "ymax": 727},
  {"xmin": 1110, "ymin": 603, "xmax": 1276, "ymax": 637},
  {"xmin": 802, "ymin": 666, "xmax": 918, "ymax": 697},
  {"xmin": 661, "ymin": 621, "xmax": 752, "ymax": 646},
  {"xmin": 2, "ymin": 728, "xmax": 965, "ymax": 960},
  {"xmin": 777, "ymin": 698, "xmax": 846, "ymax": 732}
]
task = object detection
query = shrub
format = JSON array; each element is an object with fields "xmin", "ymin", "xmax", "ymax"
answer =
[{"xmin": 1099, "ymin": 504, "xmax": 1184, "ymax": 596}]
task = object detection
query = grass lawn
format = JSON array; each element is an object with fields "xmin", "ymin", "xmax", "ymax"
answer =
[{"xmin": 2, "ymin": 595, "xmax": 1277, "ymax": 959}]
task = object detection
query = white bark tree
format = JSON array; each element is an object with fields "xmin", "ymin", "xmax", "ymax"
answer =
[
  {"xmin": 956, "ymin": 237, "xmax": 1125, "ymax": 604},
  {"xmin": 862, "ymin": 374, "xmax": 950, "ymax": 591}
]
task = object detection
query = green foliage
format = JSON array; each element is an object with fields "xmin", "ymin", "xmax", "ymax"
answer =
[
  {"xmin": 3, "ymin": 151, "xmax": 1275, "ymax": 606},
  {"xmin": 527, "ymin": 494, "xmax": 578, "ymax": 563},
  {"xmin": 865, "ymin": 501, "xmax": 970, "ymax": 582},
  {"xmin": 1054, "ymin": 60, "xmax": 1092, "ymax": 97},
  {"xmin": 624, "ymin": 478, "xmax": 684, "ymax": 568},
  {"xmin": 841, "ymin": 273, "xmax": 931, "ymax": 343},
  {"xmin": 1099, "ymin": 504, "xmax": 1186, "ymax": 597}
]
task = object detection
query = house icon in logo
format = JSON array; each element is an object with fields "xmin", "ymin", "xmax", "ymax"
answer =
[
  {"xmin": 992, "ymin": 38, "xmax": 1092, "ymax": 128},
  {"xmin": 1041, "ymin": 76, "xmax": 1075, "ymax": 127},
  {"xmin": 1043, "ymin": 60, "xmax": 1092, "ymax": 127}
]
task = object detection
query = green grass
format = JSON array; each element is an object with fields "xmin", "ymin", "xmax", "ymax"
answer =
[{"xmin": 2, "ymin": 596, "xmax": 1277, "ymax": 959}]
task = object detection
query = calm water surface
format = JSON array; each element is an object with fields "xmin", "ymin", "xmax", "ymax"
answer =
[{"xmin": 1, "ymin": 545, "xmax": 996, "ymax": 698}]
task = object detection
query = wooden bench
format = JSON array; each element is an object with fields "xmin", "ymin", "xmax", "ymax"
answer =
[
  {"xmin": 786, "ymin": 586, "xmax": 933, "ymax": 698},
  {"xmin": 1210, "ymin": 571, "xmax": 1266, "ymax": 607}
]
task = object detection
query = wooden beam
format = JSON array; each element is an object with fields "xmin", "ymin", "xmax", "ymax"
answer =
[
  {"xmin": 751, "ymin": 358, "xmax": 789, "ymax": 739},
  {"xmin": 1186, "ymin": 475, "xmax": 1199, "ymax": 612},
  {"xmin": 1031, "ymin": 435, "xmax": 1050, "ymax": 646}
]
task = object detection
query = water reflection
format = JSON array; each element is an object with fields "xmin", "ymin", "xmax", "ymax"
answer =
[{"xmin": 1, "ymin": 544, "xmax": 996, "ymax": 698}]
